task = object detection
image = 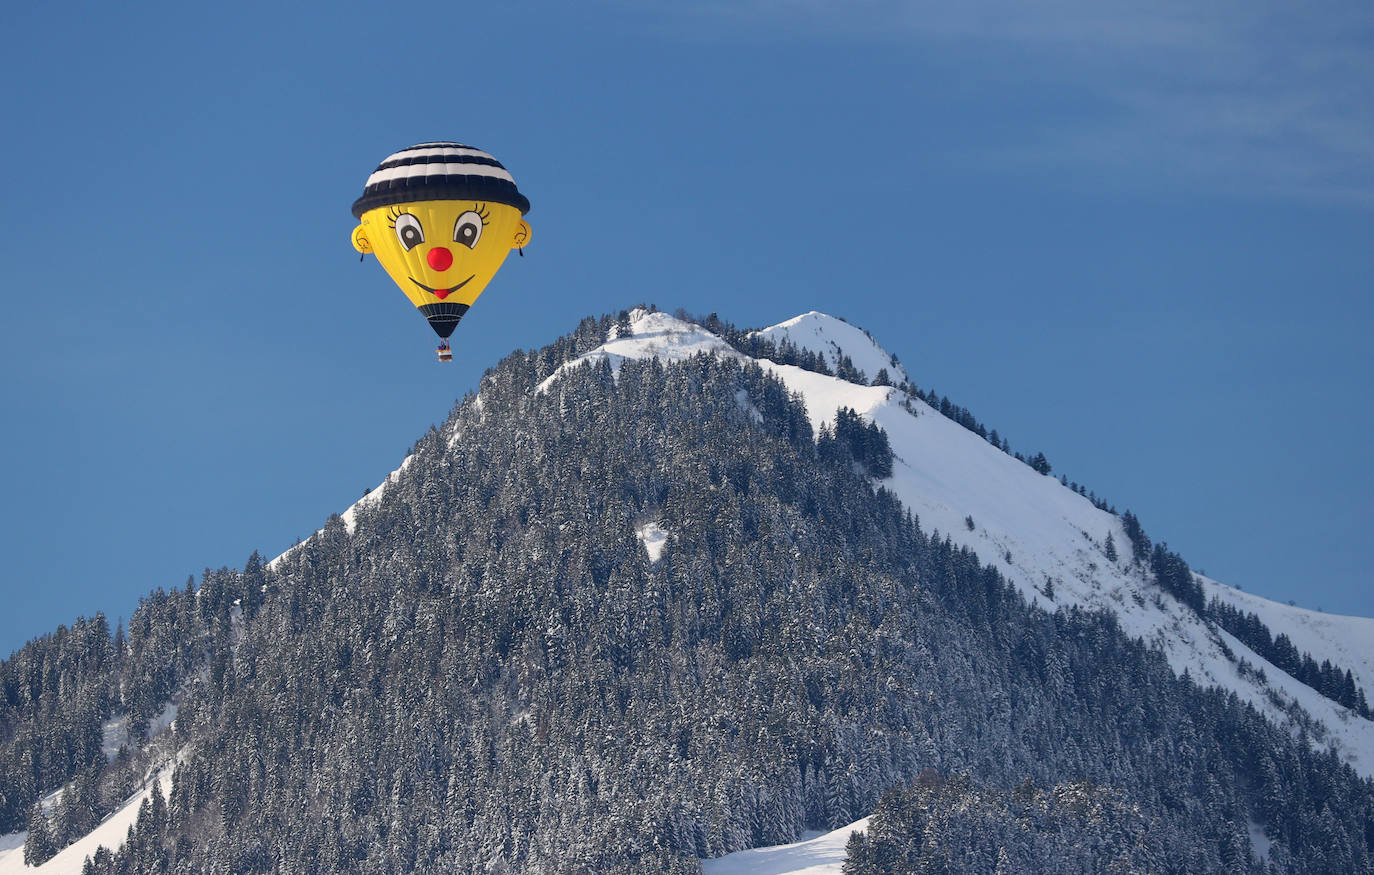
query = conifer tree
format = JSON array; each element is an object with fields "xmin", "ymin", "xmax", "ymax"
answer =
[{"xmin": 25, "ymin": 803, "xmax": 55, "ymax": 866}]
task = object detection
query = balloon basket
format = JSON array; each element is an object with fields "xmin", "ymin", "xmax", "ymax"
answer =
[{"xmin": 436, "ymin": 342, "xmax": 453, "ymax": 363}]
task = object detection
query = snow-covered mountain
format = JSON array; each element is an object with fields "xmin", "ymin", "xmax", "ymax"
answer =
[
  {"xmin": 10, "ymin": 307, "xmax": 1371, "ymax": 874},
  {"xmin": 522, "ymin": 308, "xmax": 1374, "ymax": 780}
]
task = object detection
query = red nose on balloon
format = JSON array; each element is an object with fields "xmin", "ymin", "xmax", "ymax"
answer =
[{"xmin": 427, "ymin": 246, "xmax": 453, "ymax": 271}]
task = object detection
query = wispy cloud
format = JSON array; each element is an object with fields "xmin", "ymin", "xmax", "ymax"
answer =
[{"xmin": 644, "ymin": 0, "xmax": 1374, "ymax": 204}]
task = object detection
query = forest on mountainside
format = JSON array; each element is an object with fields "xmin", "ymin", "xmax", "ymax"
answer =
[{"xmin": 4, "ymin": 315, "xmax": 1373, "ymax": 873}]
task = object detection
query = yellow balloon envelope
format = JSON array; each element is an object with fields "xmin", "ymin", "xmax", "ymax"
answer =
[{"xmin": 351, "ymin": 142, "xmax": 531, "ymax": 357}]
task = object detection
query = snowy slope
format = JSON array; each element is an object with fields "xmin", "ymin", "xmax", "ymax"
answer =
[
  {"xmin": 0, "ymin": 765, "xmax": 174, "ymax": 875},
  {"xmin": 340, "ymin": 453, "xmax": 415, "ymax": 535},
  {"xmin": 265, "ymin": 454, "xmax": 417, "ymax": 572},
  {"xmin": 750, "ymin": 312, "xmax": 906, "ymax": 386},
  {"xmin": 1203, "ymin": 576, "xmax": 1374, "ymax": 709},
  {"xmin": 703, "ymin": 818, "xmax": 869, "ymax": 875}
]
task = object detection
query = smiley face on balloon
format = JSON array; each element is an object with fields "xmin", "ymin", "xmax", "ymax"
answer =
[{"xmin": 351, "ymin": 143, "xmax": 531, "ymax": 359}]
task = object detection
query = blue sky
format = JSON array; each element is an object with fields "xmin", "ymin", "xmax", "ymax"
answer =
[{"xmin": 1, "ymin": 0, "xmax": 1371, "ymax": 653}]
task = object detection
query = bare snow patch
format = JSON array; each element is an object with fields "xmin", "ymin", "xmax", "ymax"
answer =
[
  {"xmin": 1248, "ymin": 817, "xmax": 1272, "ymax": 862},
  {"xmin": 760, "ymin": 364, "xmax": 892, "ymax": 439},
  {"xmin": 702, "ymin": 818, "xmax": 869, "ymax": 875},
  {"xmin": 636, "ymin": 522, "xmax": 669, "ymax": 563}
]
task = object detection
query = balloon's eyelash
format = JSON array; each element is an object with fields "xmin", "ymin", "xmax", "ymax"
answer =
[{"xmin": 385, "ymin": 205, "xmax": 487, "ymax": 229}]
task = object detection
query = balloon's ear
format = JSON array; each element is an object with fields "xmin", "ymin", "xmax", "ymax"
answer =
[
  {"xmin": 512, "ymin": 220, "xmax": 531, "ymax": 251},
  {"xmin": 352, "ymin": 224, "xmax": 373, "ymax": 254}
]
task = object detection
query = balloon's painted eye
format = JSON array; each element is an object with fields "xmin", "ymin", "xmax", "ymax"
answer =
[
  {"xmin": 453, "ymin": 211, "xmax": 484, "ymax": 249},
  {"xmin": 394, "ymin": 213, "xmax": 424, "ymax": 251}
]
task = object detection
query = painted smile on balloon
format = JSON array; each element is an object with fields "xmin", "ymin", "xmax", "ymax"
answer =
[{"xmin": 410, "ymin": 275, "xmax": 474, "ymax": 301}]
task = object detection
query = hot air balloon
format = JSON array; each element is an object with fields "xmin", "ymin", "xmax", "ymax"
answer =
[{"xmin": 351, "ymin": 142, "xmax": 532, "ymax": 361}]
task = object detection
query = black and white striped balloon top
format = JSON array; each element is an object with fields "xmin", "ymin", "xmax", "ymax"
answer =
[{"xmin": 352, "ymin": 142, "xmax": 530, "ymax": 218}]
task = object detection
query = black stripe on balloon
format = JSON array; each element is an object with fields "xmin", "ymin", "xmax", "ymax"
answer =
[
  {"xmin": 364, "ymin": 175, "xmax": 518, "ymax": 196},
  {"xmin": 352, "ymin": 177, "xmax": 530, "ymax": 217},
  {"xmin": 375, "ymin": 154, "xmax": 506, "ymax": 172},
  {"xmin": 397, "ymin": 142, "xmax": 472, "ymax": 151}
]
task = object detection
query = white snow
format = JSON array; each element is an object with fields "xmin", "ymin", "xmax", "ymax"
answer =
[
  {"xmin": 636, "ymin": 521, "xmax": 669, "ymax": 563},
  {"xmin": 339, "ymin": 453, "xmax": 416, "ymax": 535},
  {"xmin": 535, "ymin": 310, "xmax": 743, "ymax": 394},
  {"xmin": 766, "ymin": 365, "xmax": 894, "ymax": 438},
  {"xmin": 702, "ymin": 818, "xmax": 869, "ymax": 875},
  {"xmin": 0, "ymin": 764, "xmax": 174, "ymax": 875},
  {"xmin": 1203, "ymin": 575, "xmax": 1374, "ymax": 708},
  {"xmin": 38, "ymin": 789, "xmax": 61, "ymax": 818},
  {"xmin": 750, "ymin": 312, "xmax": 906, "ymax": 386}
]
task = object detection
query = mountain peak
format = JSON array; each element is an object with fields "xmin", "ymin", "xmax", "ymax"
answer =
[{"xmin": 751, "ymin": 311, "xmax": 908, "ymax": 387}]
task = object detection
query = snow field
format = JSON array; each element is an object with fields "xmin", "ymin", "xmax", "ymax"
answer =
[
  {"xmin": 1202, "ymin": 574, "xmax": 1374, "ymax": 708},
  {"xmin": 702, "ymin": 818, "xmax": 869, "ymax": 875}
]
